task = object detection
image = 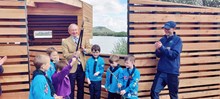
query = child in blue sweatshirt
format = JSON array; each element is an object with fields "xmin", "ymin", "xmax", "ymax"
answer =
[
  {"xmin": 46, "ymin": 47, "xmax": 60, "ymax": 81},
  {"xmin": 29, "ymin": 54, "xmax": 62, "ymax": 99},
  {"xmin": 105, "ymin": 55, "xmax": 123, "ymax": 99},
  {"xmin": 118, "ymin": 55, "xmax": 140, "ymax": 99},
  {"xmin": 151, "ymin": 21, "xmax": 182, "ymax": 99},
  {"xmin": 85, "ymin": 44, "xmax": 105, "ymax": 99}
]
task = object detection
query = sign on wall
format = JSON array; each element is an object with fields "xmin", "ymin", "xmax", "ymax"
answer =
[{"xmin": 34, "ymin": 30, "xmax": 53, "ymax": 38}]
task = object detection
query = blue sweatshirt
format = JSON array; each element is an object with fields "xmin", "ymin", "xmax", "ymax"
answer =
[
  {"xmin": 46, "ymin": 61, "xmax": 56, "ymax": 81},
  {"xmin": 105, "ymin": 65, "xmax": 123, "ymax": 93},
  {"xmin": 156, "ymin": 34, "xmax": 182, "ymax": 75},
  {"xmin": 29, "ymin": 75, "xmax": 54, "ymax": 99},
  {"xmin": 85, "ymin": 56, "xmax": 105, "ymax": 81},
  {"xmin": 118, "ymin": 66, "xmax": 140, "ymax": 99}
]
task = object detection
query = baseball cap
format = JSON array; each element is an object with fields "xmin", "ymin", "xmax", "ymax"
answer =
[{"xmin": 162, "ymin": 21, "xmax": 176, "ymax": 29}]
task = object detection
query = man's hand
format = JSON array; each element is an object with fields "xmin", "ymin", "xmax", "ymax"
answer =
[
  {"xmin": 120, "ymin": 90, "xmax": 126, "ymax": 95},
  {"xmin": 155, "ymin": 41, "xmax": 162, "ymax": 49},
  {"xmin": 0, "ymin": 56, "xmax": 7, "ymax": 66},
  {"xmin": 73, "ymin": 51, "xmax": 81, "ymax": 58},
  {"xmin": 94, "ymin": 71, "xmax": 100, "ymax": 76},
  {"xmin": 87, "ymin": 78, "xmax": 91, "ymax": 85}
]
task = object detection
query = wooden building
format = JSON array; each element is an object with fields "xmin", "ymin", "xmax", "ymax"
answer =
[
  {"xmin": 0, "ymin": 0, "xmax": 92, "ymax": 98},
  {"xmin": 0, "ymin": 0, "xmax": 219, "ymax": 99}
]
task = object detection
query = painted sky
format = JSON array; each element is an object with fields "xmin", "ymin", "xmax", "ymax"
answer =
[{"xmin": 81, "ymin": 0, "xmax": 127, "ymax": 32}]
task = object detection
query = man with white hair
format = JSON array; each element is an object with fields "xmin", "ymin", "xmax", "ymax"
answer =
[{"xmin": 62, "ymin": 23, "xmax": 91, "ymax": 99}]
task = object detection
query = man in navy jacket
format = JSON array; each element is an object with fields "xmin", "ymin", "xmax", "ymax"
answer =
[{"xmin": 150, "ymin": 21, "xmax": 182, "ymax": 99}]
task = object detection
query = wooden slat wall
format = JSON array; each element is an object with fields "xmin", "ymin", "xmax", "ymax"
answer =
[
  {"xmin": 27, "ymin": 2, "xmax": 93, "ymax": 45},
  {"xmin": 27, "ymin": 2, "xmax": 82, "ymax": 46},
  {"xmin": 128, "ymin": 0, "xmax": 220, "ymax": 98},
  {"xmin": 28, "ymin": 15, "xmax": 78, "ymax": 45},
  {"xmin": 0, "ymin": 0, "xmax": 29, "ymax": 99},
  {"xmin": 82, "ymin": 2, "xmax": 93, "ymax": 39}
]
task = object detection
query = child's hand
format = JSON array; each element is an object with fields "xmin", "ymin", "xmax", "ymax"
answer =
[
  {"xmin": 94, "ymin": 71, "xmax": 100, "ymax": 76},
  {"xmin": 70, "ymin": 58, "xmax": 77, "ymax": 66},
  {"xmin": 87, "ymin": 78, "xmax": 91, "ymax": 85},
  {"xmin": 118, "ymin": 83, "xmax": 122, "ymax": 88},
  {"xmin": 54, "ymin": 96, "xmax": 63, "ymax": 99},
  {"xmin": 53, "ymin": 57, "xmax": 59, "ymax": 63},
  {"xmin": 53, "ymin": 94, "xmax": 62, "ymax": 99},
  {"xmin": 120, "ymin": 90, "xmax": 126, "ymax": 95},
  {"xmin": 0, "ymin": 56, "xmax": 7, "ymax": 65},
  {"xmin": 81, "ymin": 47, "xmax": 86, "ymax": 52}
]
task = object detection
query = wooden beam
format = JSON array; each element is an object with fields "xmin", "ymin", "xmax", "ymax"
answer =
[
  {"xmin": 27, "ymin": 3, "xmax": 82, "ymax": 15},
  {"xmin": 0, "ymin": 75, "xmax": 29, "ymax": 83},
  {"xmin": 130, "ymin": 6, "xmax": 220, "ymax": 13},
  {"xmin": 27, "ymin": 0, "xmax": 83, "ymax": 8},
  {"xmin": 130, "ymin": 30, "xmax": 220, "ymax": 36},
  {"xmin": 129, "ymin": 0, "xmax": 216, "ymax": 9},
  {"xmin": 0, "ymin": 46, "xmax": 28, "ymax": 56},
  {"xmin": 130, "ymin": 42, "xmax": 220, "ymax": 53},
  {"xmin": 130, "ymin": 13, "xmax": 220, "ymax": 22},
  {"xmin": 27, "ymin": 0, "xmax": 36, "ymax": 7},
  {"xmin": 0, "ymin": 9, "xmax": 25, "ymax": 19},
  {"xmin": 2, "ymin": 84, "xmax": 29, "ymax": 91},
  {"xmin": 3, "ymin": 64, "xmax": 28, "ymax": 73},
  {"xmin": 0, "ymin": 92, "xmax": 28, "ymax": 99},
  {"xmin": 27, "ymin": 0, "xmax": 56, "ymax": 7},
  {"xmin": 53, "ymin": 0, "xmax": 82, "ymax": 8},
  {"xmin": 0, "ymin": 1, "xmax": 25, "ymax": 7}
]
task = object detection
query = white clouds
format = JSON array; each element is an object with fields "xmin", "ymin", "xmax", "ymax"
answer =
[{"xmin": 81, "ymin": 0, "xmax": 127, "ymax": 32}]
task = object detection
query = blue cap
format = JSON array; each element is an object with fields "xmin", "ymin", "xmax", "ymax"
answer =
[{"xmin": 162, "ymin": 21, "xmax": 176, "ymax": 29}]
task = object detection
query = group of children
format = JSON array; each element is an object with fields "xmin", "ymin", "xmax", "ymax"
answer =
[
  {"xmin": 29, "ymin": 44, "xmax": 140, "ymax": 99},
  {"xmin": 29, "ymin": 47, "xmax": 74, "ymax": 99}
]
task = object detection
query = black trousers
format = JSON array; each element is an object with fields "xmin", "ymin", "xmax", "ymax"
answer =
[
  {"xmin": 89, "ymin": 81, "xmax": 101, "ymax": 99},
  {"xmin": 108, "ymin": 92, "xmax": 121, "ymax": 99},
  {"xmin": 69, "ymin": 64, "xmax": 85, "ymax": 99},
  {"xmin": 150, "ymin": 72, "xmax": 179, "ymax": 99}
]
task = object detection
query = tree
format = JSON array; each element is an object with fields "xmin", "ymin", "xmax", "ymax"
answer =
[
  {"xmin": 111, "ymin": 38, "xmax": 127, "ymax": 55},
  {"xmin": 157, "ymin": 0, "xmax": 220, "ymax": 8}
]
